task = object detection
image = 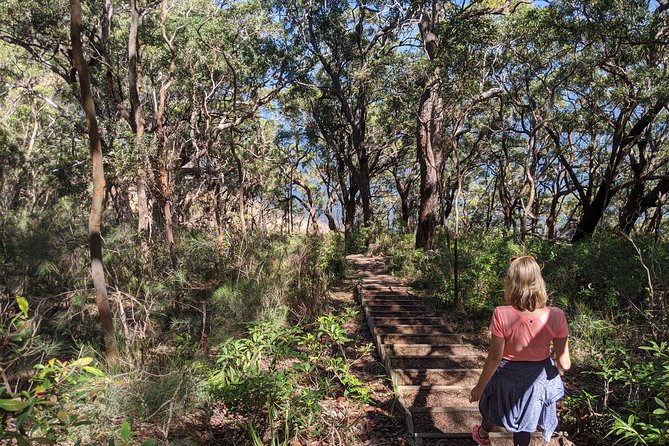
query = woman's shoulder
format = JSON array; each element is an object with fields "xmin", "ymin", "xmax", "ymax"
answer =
[
  {"xmin": 493, "ymin": 305, "xmax": 516, "ymax": 317},
  {"xmin": 494, "ymin": 305, "xmax": 513, "ymax": 312},
  {"xmin": 547, "ymin": 306, "xmax": 567, "ymax": 320}
]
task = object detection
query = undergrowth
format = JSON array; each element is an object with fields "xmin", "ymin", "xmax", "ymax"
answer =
[
  {"xmin": 1, "ymin": 220, "xmax": 355, "ymax": 444},
  {"xmin": 206, "ymin": 307, "xmax": 373, "ymax": 443}
]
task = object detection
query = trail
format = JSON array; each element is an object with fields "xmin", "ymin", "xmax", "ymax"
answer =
[{"xmin": 349, "ymin": 255, "xmax": 575, "ymax": 446}]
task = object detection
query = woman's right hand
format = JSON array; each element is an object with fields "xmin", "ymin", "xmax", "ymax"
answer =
[
  {"xmin": 555, "ymin": 362, "xmax": 566, "ymax": 376},
  {"xmin": 469, "ymin": 384, "xmax": 484, "ymax": 403}
]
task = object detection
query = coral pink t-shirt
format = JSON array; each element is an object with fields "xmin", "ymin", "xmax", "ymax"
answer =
[{"xmin": 490, "ymin": 305, "xmax": 569, "ymax": 362}]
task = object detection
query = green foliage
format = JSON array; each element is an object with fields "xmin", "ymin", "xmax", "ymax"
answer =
[
  {"xmin": 0, "ymin": 298, "xmax": 103, "ymax": 444},
  {"xmin": 346, "ymin": 226, "xmax": 372, "ymax": 254},
  {"xmin": 319, "ymin": 233, "xmax": 348, "ymax": 282},
  {"xmin": 381, "ymin": 230, "xmax": 521, "ymax": 315},
  {"xmin": 101, "ymin": 421, "xmax": 157, "ymax": 446},
  {"xmin": 206, "ymin": 307, "xmax": 372, "ymax": 441},
  {"xmin": 0, "ymin": 355, "xmax": 105, "ymax": 444},
  {"xmin": 534, "ymin": 234, "xmax": 650, "ymax": 315},
  {"xmin": 1, "ymin": 297, "xmax": 32, "ymax": 369},
  {"xmin": 604, "ymin": 341, "xmax": 669, "ymax": 445},
  {"xmin": 561, "ymin": 389, "xmax": 601, "ymax": 435}
]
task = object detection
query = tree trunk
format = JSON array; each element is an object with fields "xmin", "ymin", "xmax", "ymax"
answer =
[
  {"xmin": 415, "ymin": 122, "xmax": 441, "ymax": 250},
  {"xmin": 396, "ymin": 179, "xmax": 411, "ymax": 231},
  {"xmin": 293, "ymin": 176, "xmax": 319, "ymax": 234},
  {"xmin": 571, "ymin": 180, "xmax": 612, "ymax": 242},
  {"xmin": 70, "ymin": 0, "xmax": 119, "ymax": 366},
  {"xmin": 343, "ymin": 177, "xmax": 358, "ymax": 243},
  {"xmin": 358, "ymin": 150, "xmax": 373, "ymax": 225},
  {"xmin": 214, "ymin": 179, "xmax": 225, "ymax": 256},
  {"xmin": 415, "ymin": 81, "xmax": 443, "ymax": 249},
  {"xmin": 325, "ymin": 192, "xmax": 337, "ymax": 231},
  {"xmin": 520, "ymin": 135, "xmax": 537, "ymax": 241},
  {"xmin": 415, "ymin": 5, "xmax": 444, "ymax": 250},
  {"xmin": 619, "ymin": 181, "xmax": 646, "ymax": 234},
  {"xmin": 352, "ymin": 103, "xmax": 372, "ymax": 226},
  {"xmin": 156, "ymin": 0, "xmax": 177, "ymax": 267},
  {"xmin": 128, "ymin": 0, "xmax": 151, "ymax": 266},
  {"xmin": 621, "ymin": 178, "xmax": 669, "ymax": 234},
  {"xmin": 546, "ymin": 192, "xmax": 561, "ymax": 240}
]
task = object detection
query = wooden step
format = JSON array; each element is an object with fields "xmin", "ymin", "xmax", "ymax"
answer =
[
  {"xmin": 362, "ymin": 282, "xmax": 406, "ymax": 288},
  {"xmin": 415, "ymin": 433, "xmax": 547, "ymax": 445},
  {"xmin": 375, "ymin": 325, "xmax": 455, "ymax": 335},
  {"xmin": 399, "ymin": 387, "xmax": 476, "ymax": 408},
  {"xmin": 362, "ymin": 294, "xmax": 421, "ymax": 300},
  {"xmin": 389, "ymin": 355, "xmax": 485, "ymax": 369},
  {"xmin": 487, "ymin": 436, "xmax": 549, "ymax": 446},
  {"xmin": 392, "ymin": 368, "xmax": 481, "ymax": 386},
  {"xmin": 366, "ymin": 310, "xmax": 443, "ymax": 317},
  {"xmin": 415, "ymin": 431, "xmax": 547, "ymax": 445},
  {"xmin": 380, "ymin": 334, "xmax": 464, "ymax": 344},
  {"xmin": 372, "ymin": 317, "xmax": 448, "ymax": 325},
  {"xmin": 364, "ymin": 301, "xmax": 427, "ymax": 307},
  {"xmin": 362, "ymin": 291, "xmax": 414, "ymax": 296},
  {"xmin": 365, "ymin": 304, "xmax": 430, "ymax": 312},
  {"xmin": 409, "ymin": 406, "xmax": 480, "ymax": 434},
  {"xmin": 383, "ymin": 344, "xmax": 480, "ymax": 356},
  {"xmin": 363, "ymin": 299, "xmax": 425, "ymax": 306},
  {"xmin": 416, "ymin": 438, "xmax": 477, "ymax": 446}
]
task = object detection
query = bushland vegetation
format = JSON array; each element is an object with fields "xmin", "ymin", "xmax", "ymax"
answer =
[{"xmin": 1, "ymin": 0, "xmax": 669, "ymax": 445}]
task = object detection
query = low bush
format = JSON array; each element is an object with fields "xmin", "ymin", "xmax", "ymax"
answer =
[
  {"xmin": 604, "ymin": 341, "xmax": 669, "ymax": 445},
  {"xmin": 206, "ymin": 307, "xmax": 372, "ymax": 443}
]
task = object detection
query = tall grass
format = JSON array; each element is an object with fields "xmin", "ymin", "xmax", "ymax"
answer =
[{"xmin": 1, "ymin": 203, "xmax": 350, "ymax": 444}]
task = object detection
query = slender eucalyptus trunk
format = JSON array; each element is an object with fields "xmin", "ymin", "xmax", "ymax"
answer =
[
  {"xmin": 71, "ymin": 0, "xmax": 119, "ymax": 366},
  {"xmin": 156, "ymin": 0, "xmax": 177, "ymax": 267},
  {"xmin": 129, "ymin": 0, "xmax": 151, "ymax": 265}
]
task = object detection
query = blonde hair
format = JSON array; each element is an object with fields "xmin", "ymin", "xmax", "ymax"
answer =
[{"xmin": 504, "ymin": 256, "xmax": 548, "ymax": 311}]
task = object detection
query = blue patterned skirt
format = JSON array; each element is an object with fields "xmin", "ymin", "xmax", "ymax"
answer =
[{"xmin": 478, "ymin": 357, "xmax": 564, "ymax": 442}]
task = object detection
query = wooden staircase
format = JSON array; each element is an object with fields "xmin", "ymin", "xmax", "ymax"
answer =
[{"xmin": 350, "ymin": 255, "xmax": 573, "ymax": 446}]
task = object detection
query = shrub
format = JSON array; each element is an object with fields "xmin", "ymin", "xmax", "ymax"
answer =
[
  {"xmin": 206, "ymin": 308, "xmax": 372, "ymax": 443},
  {"xmin": 605, "ymin": 341, "xmax": 669, "ymax": 445},
  {"xmin": 0, "ymin": 298, "xmax": 107, "ymax": 445}
]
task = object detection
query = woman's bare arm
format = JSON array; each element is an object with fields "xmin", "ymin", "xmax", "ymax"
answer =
[
  {"xmin": 553, "ymin": 337, "xmax": 571, "ymax": 373},
  {"xmin": 469, "ymin": 335, "xmax": 505, "ymax": 402}
]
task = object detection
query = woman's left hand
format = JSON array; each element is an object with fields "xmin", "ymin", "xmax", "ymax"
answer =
[{"xmin": 469, "ymin": 384, "xmax": 484, "ymax": 403}]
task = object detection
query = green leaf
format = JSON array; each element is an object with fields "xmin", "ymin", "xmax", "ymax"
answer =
[
  {"xmin": 141, "ymin": 440, "xmax": 158, "ymax": 446},
  {"xmin": 57, "ymin": 410, "xmax": 70, "ymax": 424},
  {"xmin": 69, "ymin": 357, "xmax": 94, "ymax": 368},
  {"xmin": 16, "ymin": 296, "xmax": 28, "ymax": 317},
  {"xmin": 120, "ymin": 421, "xmax": 132, "ymax": 442},
  {"xmin": 653, "ymin": 408, "xmax": 667, "ymax": 415},
  {"xmin": 0, "ymin": 398, "xmax": 29, "ymax": 411},
  {"xmin": 83, "ymin": 366, "xmax": 106, "ymax": 377}
]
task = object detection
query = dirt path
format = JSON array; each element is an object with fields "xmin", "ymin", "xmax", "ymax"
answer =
[{"xmin": 349, "ymin": 255, "xmax": 575, "ymax": 446}]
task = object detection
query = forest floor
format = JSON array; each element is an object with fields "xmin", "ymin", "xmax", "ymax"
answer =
[{"xmin": 159, "ymin": 256, "xmax": 411, "ymax": 446}]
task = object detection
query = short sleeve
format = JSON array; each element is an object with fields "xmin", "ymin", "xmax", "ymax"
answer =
[
  {"xmin": 490, "ymin": 307, "xmax": 506, "ymax": 338},
  {"xmin": 553, "ymin": 308, "xmax": 569, "ymax": 338}
]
